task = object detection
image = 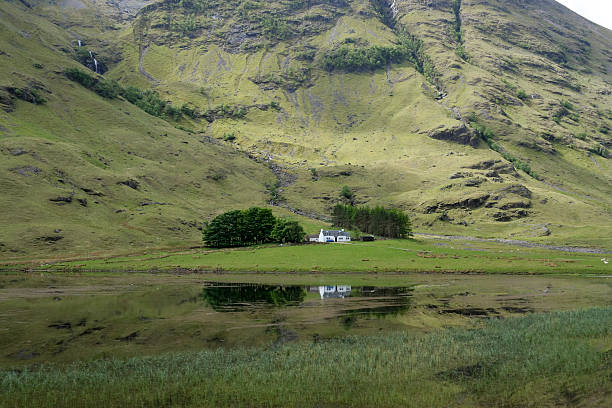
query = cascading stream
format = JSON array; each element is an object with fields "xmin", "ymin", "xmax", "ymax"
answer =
[{"xmin": 88, "ymin": 50, "xmax": 99, "ymax": 73}]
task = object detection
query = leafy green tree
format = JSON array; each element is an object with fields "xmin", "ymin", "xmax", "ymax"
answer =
[
  {"xmin": 271, "ymin": 219, "xmax": 306, "ymax": 243},
  {"xmin": 332, "ymin": 204, "xmax": 355, "ymax": 229},
  {"xmin": 203, "ymin": 207, "xmax": 279, "ymax": 248},
  {"xmin": 93, "ymin": 79, "xmax": 121, "ymax": 99},
  {"xmin": 341, "ymin": 185, "xmax": 353, "ymax": 200},
  {"xmin": 242, "ymin": 207, "xmax": 276, "ymax": 245},
  {"xmin": 64, "ymin": 68, "xmax": 96, "ymax": 88},
  {"xmin": 331, "ymin": 204, "xmax": 412, "ymax": 239},
  {"xmin": 202, "ymin": 210, "xmax": 244, "ymax": 248},
  {"xmin": 261, "ymin": 16, "xmax": 292, "ymax": 40}
]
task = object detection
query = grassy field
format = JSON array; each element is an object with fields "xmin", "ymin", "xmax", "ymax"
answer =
[
  {"xmin": 1, "ymin": 0, "xmax": 611, "ymax": 260},
  {"xmin": 1, "ymin": 307, "xmax": 610, "ymax": 407},
  {"xmin": 25, "ymin": 238, "xmax": 612, "ymax": 275}
]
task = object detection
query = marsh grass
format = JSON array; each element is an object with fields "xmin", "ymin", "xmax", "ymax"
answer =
[{"xmin": 2, "ymin": 308, "xmax": 610, "ymax": 407}]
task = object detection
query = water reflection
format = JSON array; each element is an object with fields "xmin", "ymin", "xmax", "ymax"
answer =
[
  {"xmin": 201, "ymin": 283, "xmax": 414, "ymax": 316},
  {"xmin": 311, "ymin": 285, "xmax": 351, "ymax": 299},
  {"xmin": 198, "ymin": 282, "xmax": 416, "ymax": 345},
  {"xmin": 201, "ymin": 283, "xmax": 305, "ymax": 311}
]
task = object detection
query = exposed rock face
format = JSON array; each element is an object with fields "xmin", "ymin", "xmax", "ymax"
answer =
[
  {"xmin": 11, "ymin": 165, "xmax": 41, "ymax": 176},
  {"xmin": 465, "ymin": 160, "xmax": 499, "ymax": 170},
  {"xmin": 484, "ymin": 184, "xmax": 533, "ymax": 211},
  {"xmin": 492, "ymin": 184, "xmax": 532, "ymax": 199},
  {"xmin": 425, "ymin": 192, "xmax": 491, "ymax": 213},
  {"xmin": 81, "ymin": 188, "xmax": 104, "ymax": 196},
  {"xmin": 428, "ymin": 124, "xmax": 479, "ymax": 147},
  {"xmin": 49, "ymin": 195, "xmax": 73, "ymax": 204},
  {"xmin": 465, "ymin": 160, "xmax": 517, "ymax": 175},
  {"xmin": 37, "ymin": 235, "xmax": 64, "ymax": 242},
  {"xmin": 0, "ymin": 88, "xmax": 15, "ymax": 112},
  {"xmin": 492, "ymin": 209, "xmax": 529, "ymax": 222},
  {"xmin": 449, "ymin": 172, "xmax": 472, "ymax": 179},
  {"xmin": 464, "ymin": 178, "xmax": 485, "ymax": 187},
  {"xmin": 10, "ymin": 148, "xmax": 27, "ymax": 156},
  {"xmin": 517, "ymin": 139, "xmax": 556, "ymax": 154},
  {"xmin": 118, "ymin": 179, "xmax": 140, "ymax": 190}
]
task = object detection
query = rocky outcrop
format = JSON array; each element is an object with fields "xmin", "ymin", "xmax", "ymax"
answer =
[
  {"xmin": 465, "ymin": 160, "xmax": 517, "ymax": 175},
  {"xmin": 492, "ymin": 209, "xmax": 529, "ymax": 222},
  {"xmin": 464, "ymin": 178, "xmax": 485, "ymax": 187},
  {"xmin": 0, "ymin": 88, "xmax": 15, "ymax": 112},
  {"xmin": 424, "ymin": 192, "xmax": 490, "ymax": 213},
  {"xmin": 118, "ymin": 179, "xmax": 140, "ymax": 190},
  {"xmin": 449, "ymin": 172, "xmax": 472, "ymax": 179},
  {"xmin": 11, "ymin": 165, "xmax": 41, "ymax": 177},
  {"xmin": 428, "ymin": 124, "xmax": 479, "ymax": 147},
  {"xmin": 49, "ymin": 194, "xmax": 73, "ymax": 205},
  {"xmin": 492, "ymin": 184, "xmax": 532, "ymax": 199}
]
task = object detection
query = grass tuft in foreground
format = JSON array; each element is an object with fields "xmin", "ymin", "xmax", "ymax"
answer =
[{"xmin": 2, "ymin": 308, "xmax": 610, "ymax": 407}]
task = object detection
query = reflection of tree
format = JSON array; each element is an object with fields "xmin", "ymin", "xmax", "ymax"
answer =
[{"xmin": 201, "ymin": 284, "xmax": 306, "ymax": 311}]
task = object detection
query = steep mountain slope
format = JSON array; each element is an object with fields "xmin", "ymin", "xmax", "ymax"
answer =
[
  {"xmin": 1, "ymin": 0, "xmax": 611, "ymax": 258},
  {"xmin": 0, "ymin": 0, "xmax": 276, "ymax": 258}
]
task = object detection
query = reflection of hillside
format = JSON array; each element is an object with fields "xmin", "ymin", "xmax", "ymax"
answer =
[
  {"xmin": 201, "ymin": 283, "xmax": 306, "ymax": 311},
  {"xmin": 355, "ymin": 287, "xmax": 414, "ymax": 298},
  {"xmin": 342, "ymin": 300, "xmax": 413, "ymax": 319}
]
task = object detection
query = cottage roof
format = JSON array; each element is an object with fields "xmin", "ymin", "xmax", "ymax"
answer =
[{"xmin": 321, "ymin": 229, "xmax": 350, "ymax": 237}]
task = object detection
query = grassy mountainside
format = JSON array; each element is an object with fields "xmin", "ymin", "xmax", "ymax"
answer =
[
  {"xmin": 1, "ymin": 0, "xmax": 611, "ymax": 258},
  {"xmin": 0, "ymin": 0, "xmax": 278, "ymax": 259}
]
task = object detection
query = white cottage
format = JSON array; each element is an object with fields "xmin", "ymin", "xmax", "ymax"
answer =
[{"xmin": 318, "ymin": 229, "xmax": 351, "ymax": 243}]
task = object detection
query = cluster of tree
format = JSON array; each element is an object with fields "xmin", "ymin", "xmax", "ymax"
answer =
[
  {"xmin": 7, "ymin": 87, "xmax": 46, "ymax": 105},
  {"xmin": 202, "ymin": 207, "xmax": 306, "ymax": 248},
  {"xmin": 169, "ymin": 14, "xmax": 202, "ymax": 35},
  {"xmin": 261, "ymin": 15, "xmax": 292, "ymax": 40},
  {"xmin": 331, "ymin": 204, "xmax": 412, "ymax": 239},
  {"xmin": 122, "ymin": 86, "xmax": 183, "ymax": 119},
  {"xmin": 450, "ymin": 0, "xmax": 469, "ymax": 61},
  {"xmin": 322, "ymin": 43, "xmax": 407, "ymax": 72},
  {"xmin": 65, "ymin": 68, "xmax": 279, "ymax": 124},
  {"xmin": 321, "ymin": 32, "xmax": 439, "ymax": 85},
  {"xmin": 64, "ymin": 68, "xmax": 183, "ymax": 120}
]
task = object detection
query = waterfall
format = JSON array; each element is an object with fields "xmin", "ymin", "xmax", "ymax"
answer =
[
  {"xmin": 78, "ymin": 40, "xmax": 82, "ymax": 47},
  {"xmin": 390, "ymin": 0, "xmax": 398, "ymax": 16},
  {"xmin": 88, "ymin": 50, "xmax": 99, "ymax": 74}
]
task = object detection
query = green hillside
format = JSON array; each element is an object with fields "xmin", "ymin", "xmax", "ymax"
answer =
[{"xmin": 1, "ymin": 0, "xmax": 611, "ymax": 259}]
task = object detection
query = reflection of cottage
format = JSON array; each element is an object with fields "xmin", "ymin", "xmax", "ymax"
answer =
[
  {"xmin": 318, "ymin": 229, "xmax": 351, "ymax": 243},
  {"xmin": 311, "ymin": 285, "xmax": 351, "ymax": 299}
]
